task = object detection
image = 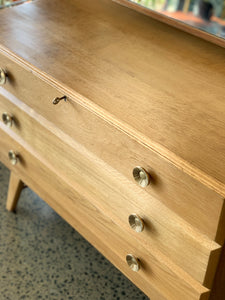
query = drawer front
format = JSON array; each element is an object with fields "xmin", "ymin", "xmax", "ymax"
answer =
[
  {"xmin": 0, "ymin": 124, "xmax": 210, "ymax": 300},
  {"xmin": 0, "ymin": 51, "xmax": 224, "ymax": 246},
  {"xmin": 0, "ymin": 94, "xmax": 221, "ymax": 287}
]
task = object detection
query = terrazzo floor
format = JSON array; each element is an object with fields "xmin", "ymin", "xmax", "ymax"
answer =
[{"xmin": 0, "ymin": 162, "xmax": 149, "ymax": 300}]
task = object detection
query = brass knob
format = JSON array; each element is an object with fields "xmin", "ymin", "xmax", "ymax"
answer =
[
  {"xmin": 52, "ymin": 95, "xmax": 67, "ymax": 105},
  {"xmin": 2, "ymin": 112, "xmax": 13, "ymax": 127},
  {"xmin": 126, "ymin": 254, "xmax": 140, "ymax": 272},
  {"xmin": 0, "ymin": 68, "xmax": 7, "ymax": 85},
  {"xmin": 128, "ymin": 214, "xmax": 144, "ymax": 232},
  {"xmin": 133, "ymin": 166, "xmax": 150, "ymax": 187},
  {"xmin": 8, "ymin": 150, "xmax": 19, "ymax": 165}
]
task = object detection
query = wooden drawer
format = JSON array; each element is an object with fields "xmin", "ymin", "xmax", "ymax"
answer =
[
  {"xmin": 0, "ymin": 124, "xmax": 211, "ymax": 300},
  {"xmin": 0, "ymin": 93, "xmax": 221, "ymax": 288},
  {"xmin": 0, "ymin": 50, "xmax": 225, "ymax": 246}
]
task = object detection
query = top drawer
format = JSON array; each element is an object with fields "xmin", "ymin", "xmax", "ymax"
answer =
[{"xmin": 0, "ymin": 50, "xmax": 224, "ymax": 244}]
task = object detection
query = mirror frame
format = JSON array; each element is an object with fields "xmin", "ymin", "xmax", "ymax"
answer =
[{"xmin": 113, "ymin": 0, "xmax": 225, "ymax": 49}]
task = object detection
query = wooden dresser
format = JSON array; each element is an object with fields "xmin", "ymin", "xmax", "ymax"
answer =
[{"xmin": 0, "ymin": 0, "xmax": 225, "ymax": 299}]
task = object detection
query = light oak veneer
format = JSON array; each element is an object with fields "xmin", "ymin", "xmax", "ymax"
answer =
[
  {"xmin": 113, "ymin": 0, "xmax": 225, "ymax": 49},
  {"xmin": 0, "ymin": 54, "xmax": 225, "ymax": 246},
  {"xmin": 0, "ymin": 92, "xmax": 221, "ymax": 287},
  {"xmin": 1, "ymin": 0, "xmax": 225, "ymax": 196},
  {"xmin": 0, "ymin": 0, "xmax": 225, "ymax": 299},
  {"xmin": 0, "ymin": 124, "xmax": 211, "ymax": 300}
]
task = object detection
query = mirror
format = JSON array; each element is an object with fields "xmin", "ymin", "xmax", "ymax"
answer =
[
  {"xmin": 114, "ymin": 0, "xmax": 225, "ymax": 47},
  {"xmin": 0, "ymin": 0, "xmax": 30, "ymax": 9}
]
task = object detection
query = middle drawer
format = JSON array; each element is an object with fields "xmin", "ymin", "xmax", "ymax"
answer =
[{"xmin": 0, "ymin": 91, "xmax": 221, "ymax": 287}]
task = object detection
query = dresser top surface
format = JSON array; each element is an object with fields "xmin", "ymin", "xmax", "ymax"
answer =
[{"xmin": 0, "ymin": 0, "xmax": 225, "ymax": 192}]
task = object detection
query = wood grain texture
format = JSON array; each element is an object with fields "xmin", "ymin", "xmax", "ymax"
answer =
[
  {"xmin": 113, "ymin": 0, "xmax": 225, "ymax": 49},
  {"xmin": 0, "ymin": 123, "xmax": 211, "ymax": 300},
  {"xmin": 0, "ymin": 91, "xmax": 222, "ymax": 286},
  {"xmin": 0, "ymin": 59, "xmax": 224, "ymax": 245},
  {"xmin": 0, "ymin": 1, "xmax": 224, "ymax": 298},
  {"xmin": 6, "ymin": 171, "xmax": 24, "ymax": 212},
  {"xmin": 0, "ymin": 0, "xmax": 225, "ymax": 199}
]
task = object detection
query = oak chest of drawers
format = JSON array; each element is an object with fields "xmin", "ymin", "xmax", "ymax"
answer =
[{"xmin": 0, "ymin": 0, "xmax": 225, "ymax": 299}]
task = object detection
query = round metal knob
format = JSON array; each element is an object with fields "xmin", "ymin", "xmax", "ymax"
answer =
[
  {"xmin": 133, "ymin": 166, "xmax": 150, "ymax": 187},
  {"xmin": 2, "ymin": 112, "xmax": 13, "ymax": 127},
  {"xmin": 128, "ymin": 214, "xmax": 144, "ymax": 233},
  {"xmin": 0, "ymin": 68, "xmax": 7, "ymax": 85},
  {"xmin": 126, "ymin": 254, "xmax": 140, "ymax": 272},
  {"xmin": 8, "ymin": 150, "xmax": 19, "ymax": 165}
]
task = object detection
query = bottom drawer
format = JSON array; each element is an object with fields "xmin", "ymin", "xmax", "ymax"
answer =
[{"xmin": 0, "ymin": 123, "xmax": 210, "ymax": 300}]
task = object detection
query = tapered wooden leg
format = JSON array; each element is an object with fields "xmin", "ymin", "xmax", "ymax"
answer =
[{"xmin": 6, "ymin": 171, "xmax": 24, "ymax": 212}]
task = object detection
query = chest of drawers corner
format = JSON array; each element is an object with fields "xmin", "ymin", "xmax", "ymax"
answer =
[{"xmin": 1, "ymin": 1, "xmax": 225, "ymax": 299}]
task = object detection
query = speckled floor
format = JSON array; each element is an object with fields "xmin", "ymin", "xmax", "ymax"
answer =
[{"xmin": 0, "ymin": 162, "xmax": 149, "ymax": 300}]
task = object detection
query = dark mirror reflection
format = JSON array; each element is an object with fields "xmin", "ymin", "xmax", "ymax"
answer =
[{"xmin": 129, "ymin": 0, "xmax": 225, "ymax": 38}]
